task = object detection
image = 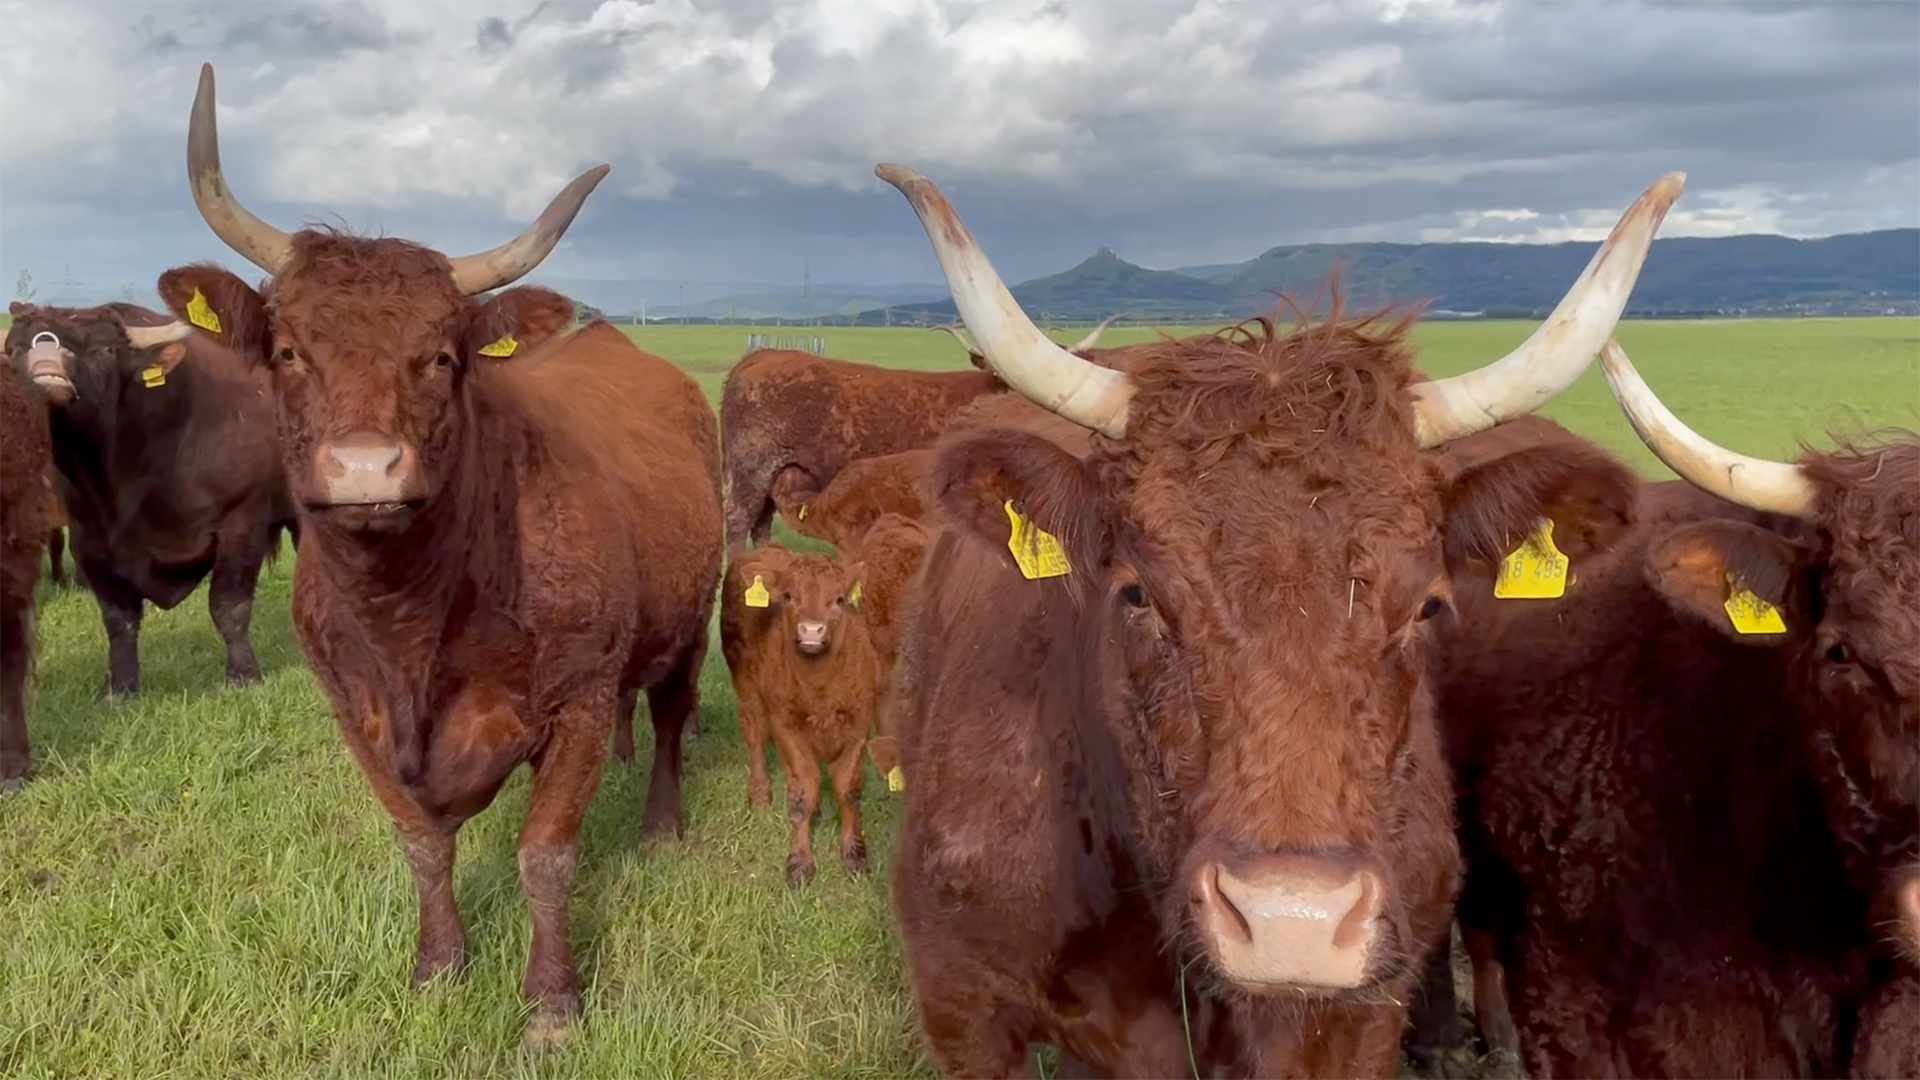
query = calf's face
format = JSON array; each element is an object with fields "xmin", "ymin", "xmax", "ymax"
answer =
[{"xmin": 740, "ymin": 549, "xmax": 867, "ymax": 657}]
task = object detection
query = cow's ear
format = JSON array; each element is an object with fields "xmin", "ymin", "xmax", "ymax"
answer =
[
  {"xmin": 467, "ymin": 287, "xmax": 576, "ymax": 360},
  {"xmin": 1440, "ymin": 435, "xmax": 1641, "ymax": 571},
  {"xmin": 9, "ymin": 301, "xmax": 32, "ymax": 318},
  {"xmin": 932, "ymin": 428, "xmax": 1104, "ymax": 570},
  {"xmin": 156, "ymin": 265, "xmax": 268, "ymax": 360},
  {"xmin": 1645, "ymin": 519, "xmax": 1805, "ymax": 644}
]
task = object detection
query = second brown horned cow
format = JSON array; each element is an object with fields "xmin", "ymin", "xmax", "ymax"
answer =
[
  {"xmin": 875, "ymin": 161, "xmax": 1684, "ymax": 1078},
  {"xmin": 721, "ymin": 545, "xmax": 883, "ymax": 887}
]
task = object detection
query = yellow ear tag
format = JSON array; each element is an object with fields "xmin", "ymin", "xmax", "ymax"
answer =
[
  {"xmin": 848, "ymin": 581, "xmax": 863, "ymax": 608},
  {"xmin": 1004, "ymin": 500, "xmax": 1072, "ymax": 580},
  {"xmin": 185, "ymin": 288, "xmax": 223, "ymax": 334},
  {"xmin": 1724, "ymin": 575, "xmax": 1787, "ymax": 635},
  {"xmin": 744, "ymin": 575, "xmax": 771, "ymax": 609},
  {"xmin": 141, "ymin": 364, "xmax": 167, "ymax": 389},
  {"xmin": 1494, "ymin": 519, "xmax": 1569, "ymax": 600},
  {"xmin": 887, "ymin": 765, "xmax": 904, "ymax": 793},
  {"xmin": 796, "ymin": 505, "xmax": 807, "ymax": 521},
  {"xmin": 477, "ymin": 333, "xmax": 518, "ymax": 358}
]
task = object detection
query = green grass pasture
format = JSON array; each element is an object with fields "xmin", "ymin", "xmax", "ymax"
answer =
[{"xmin": 1, "ymin": 316, "xmax": 1914, "ymax": 1076}]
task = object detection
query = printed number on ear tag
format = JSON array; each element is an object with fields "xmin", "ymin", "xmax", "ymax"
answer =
[
  {"xmin": 141, "ymin": 364, "xmax": 166, "ymax": 389},
  {"xmin": 1494, "ymin": 519, "xmax": 1569, "ymax": 600},
  {"xmin": 1004, "ymin": 500, "xmax": 1072, "ymax": 580},
  {"xmin": 1724, "ymin": 576, "xmax": 1787, "ymax": 635},
  {"xmin": 744, "ymin": 575, "xmax": 770, "ymax": 609},
  {"xmin": 186, "ymin": 288, "xmax": 223, "ymax": 334},
  {"xmin": 887, "ymin": 766, "xmax": 904, "ymax": 793}
]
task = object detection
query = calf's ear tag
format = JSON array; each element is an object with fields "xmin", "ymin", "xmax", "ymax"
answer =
[
  {"xmin": 477, "ymin": 333, "xmax": 518, "ymax": 358},
  {"xmin": 796, "ymin": 504, "xmax": 807, "ymax": 521},
  {"xmin": 1724, "ymin": 574, "xmax": 1787, "ymax": 635},
  {"xmin": 847, "ymin": 581, "xmax": 863, "ymax": 608},
  {"xmin": 887, "ymin": 765, "xmax": 905, "ymax": 793},
  {"xmin": 744, "ymin": 575, "xmax": 771, "ymax": 608},
  {"xmin": 141, "ymin": 364, "xmax": 167, "ymax": 389},
  {"xmin": 1004, "ymin": 500, "xmax": 1072, "ymax": 580},
  {"xmin": 186, "ymin": 288, "xmax": 223, "ymax": 334},
  {"xmin": 1494, "ymin": 518, "xmax": 1569, "ymax": 600}
]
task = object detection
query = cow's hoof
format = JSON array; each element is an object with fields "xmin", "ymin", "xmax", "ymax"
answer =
[
  {"xmin": 843, "ymin": 844, "xmax": 868, "ymax": 877},
  {"xmin": 96, "ymin": 683, "xmax": 138, "ymax": 705},
  {"xmin": 641, "ymin": 811, "xmax": 684, "ymax": 843},
  {"xmin": 785, "ymin": 854, "xmax": 816, "ymax": 889},
  {"xmin": 226, "ymin": 666, "xmax": 263, "ymax": 687},
  {"xmin": 0, "ymin": 776, "xmax": 25, "ymax": 795},
  {"xmin": 410, "ymin": 947, "xmax": 467, "ymax": 988},
  {"xmin": 521, "ymin": 1007, "xmax": 577, "ymax": 1052}
]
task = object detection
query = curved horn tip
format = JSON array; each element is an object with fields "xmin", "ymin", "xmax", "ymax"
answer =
[{"xmin": 874, "ymin": 163, "xmax": 924, "ymax": 188}]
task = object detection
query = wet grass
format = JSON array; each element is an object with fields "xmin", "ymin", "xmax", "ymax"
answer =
[{"xmin": 1, "ymin": 316, "xmax": 1915, "ymax": 1076}]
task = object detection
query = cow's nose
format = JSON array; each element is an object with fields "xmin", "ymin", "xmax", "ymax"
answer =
[
  {"xmin": 1193, "ymin": 853, "xmax": 1384, "ymax": 991},
  {"xmin": 795, "ymin": 620, "xmax": 829, "ymax": 654},
  {"xmin": 1897, "ymin": 869, "xmax": 1920, "ymax": 956},
  {"xmin": 316, "ymin": 433, "xmax": 418, "ymax": 505}
]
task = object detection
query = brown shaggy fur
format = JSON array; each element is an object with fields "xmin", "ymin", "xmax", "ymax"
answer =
[
  {"xmin": 0, "ymin": 359, "xmax": 52, "ymax": 785},
  {"xmin": 720, "ymin": 546, "xmax": 881, "ymax": 887},
  {"xmin": 890, "ymin": 303, "xmax": 1622, "ymax": 1077},
  {"xmin": 5, "ymin": 302, "xmax": 294, "ymax": 696},
  {"xmin": 155, "ymin": 230, "xmax": 723, "ymax": 1041},
  {"xmin": 1413, "ymin": 422, "xmax": 1918, "ymax": 1077},
  {"xmin": 778, "ymin": 449, "xmax": 934, "ymax": 552},
  {"xmin": 719, "ymin": 349, "xmax": 1004, "ymax": 554}
]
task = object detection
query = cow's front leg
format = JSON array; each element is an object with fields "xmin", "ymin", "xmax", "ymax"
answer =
[
  {"xmin": 518, "ymin": 688, "xmax": 615, "ymax": 1049},
  {"xmin": 208, "ymin": 521, "xmax": 272, "ymax": 685},
  {"xmin": 87, "ymin": 565, "xmax": 143, "ymax": 699}
]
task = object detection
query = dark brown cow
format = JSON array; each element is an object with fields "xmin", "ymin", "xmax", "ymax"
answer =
[
  {"xmin": 1, "ymin": 356, "xmax": 53, "ymax": 788},
  {"xmin": 159, "ymin": 64, "xmax": 723, "ymax": 1046},
  {"xmin": 1405, "ymin": 341, "xmax": 1920, "ymax": 1078},
  {"xmin": 874, "ymin": 162, "xmax": 1679, "ymax": 1077},
  {"xmin": 719, "ymin": 318, "xmax": 1122, "ymax": 554},
  {"xmin": 720, "ymin": 546, "xmax": 882, "ymax": 885},
  {"xmin": 6, "ymin": 302, "xmax": 295, "ymax": 695},
  {"xmin": 777, "ymin": 449, "xmax": 934, "ymax": 550}
]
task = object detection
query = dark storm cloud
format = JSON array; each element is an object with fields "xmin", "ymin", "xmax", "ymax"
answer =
[{"xmin": 1, "ymin": 0, "xmax": 1913, "ymax": 301}]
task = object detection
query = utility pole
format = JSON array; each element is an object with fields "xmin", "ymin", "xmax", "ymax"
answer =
[{"xmin": 678, "ymin": 284, "xmax": 685, "ymax": 325}]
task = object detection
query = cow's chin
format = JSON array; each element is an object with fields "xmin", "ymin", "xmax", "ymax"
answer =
[{"xmin": 308, "ymin": 501, "xmax": 420, "ymax": 535}]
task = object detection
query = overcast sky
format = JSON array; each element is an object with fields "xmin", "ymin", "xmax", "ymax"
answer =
[{"xmin": 3, "ymin": 0, "xmax": 1916, "ymax": 300}]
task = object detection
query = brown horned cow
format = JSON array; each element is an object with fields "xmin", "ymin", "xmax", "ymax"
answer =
[
  {"xmin": 160, "ymin": 64, "xmax": 723, "ymax": 1046},
  {"xmin": 1, "ymin": 354, "xmax": 53, "ymax": 788},
  {"xmin": 719, "ymin": 319, "xmax": 1120, "ymax": 554},
  {"xmin": 720, "ymin": 546, "xmax": 882, "ymax": 886},
  {"xmin": 1403, "ymin": 344, "xmax": 1919, "ymax": 1077},
  {"xmin": 6, "ymin": 301, "xmax": 295, "ymax": 695},
  {"xmin": 875, "ymin": 162, "xmax": 1681, "ymax": 1078}
]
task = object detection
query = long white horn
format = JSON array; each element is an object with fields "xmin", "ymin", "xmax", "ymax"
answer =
[
  {"xmin": 446, "ymin": 165, "xmax": 611, "ymax": 296},
  {"xmin": 125, "ymin": 322, "xmax": 193, "ymax": 348},
  {"xmin": 1600, "ymin": 339, "xmax": 1816, "ymax": 518},
  {"xmin": 877, "ymin": 164, "xmax": 1132, "ymax": 438},
  {"xmin": 1069, "ymin": 312, "xmax": 1125, "ymax": 353},
  {"xmin": 1412, "ymin": 172, "xmax": 1687, "ymax": 447},
  {"xmin": 188, "ymin": 64, "xmax": 295, "ymax": 274}
]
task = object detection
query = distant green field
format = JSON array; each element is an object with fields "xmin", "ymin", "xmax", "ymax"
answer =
[{"xmin": 1, "ymin": 317, "xmax": 1915, "ymax": 1077}]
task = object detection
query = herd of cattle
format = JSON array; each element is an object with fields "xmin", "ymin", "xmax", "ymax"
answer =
[{"xmin": 0, "ymin": 63, "xmax": 1914, "ymax": 1078}]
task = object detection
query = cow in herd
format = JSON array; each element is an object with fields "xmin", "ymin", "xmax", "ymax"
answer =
[
  {"xmin": 5, "ymin": 301, "xmax": 295, "ymax": 697},
  {"xmin": 2, "ymin": 59, "xmax": 1912, "ymax": 1079}
]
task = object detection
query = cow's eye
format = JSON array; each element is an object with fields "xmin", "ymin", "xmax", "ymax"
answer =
[
  {"xmin": 1417, "ymin": 595, "xmax": 1450, "ymax": 622},
  {"xmin": 275, "ymin": 346, "xmax": 296, "ymax": 364},
  {"xmin": 1120, "ymin": 583, "xmax": 1147, "ymax": 609},
  {"xmin": 434, "ymin": 351, "xmax": 455, "ymax": 369},
  {"xmin": 1826, "ymin": 641, "xmax": 1853, "ymax": 666}
]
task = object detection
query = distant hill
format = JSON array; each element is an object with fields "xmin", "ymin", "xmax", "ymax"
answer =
[{"xmin": 887, "ymin": 229, "xmax": 1920, "ymax": 322}]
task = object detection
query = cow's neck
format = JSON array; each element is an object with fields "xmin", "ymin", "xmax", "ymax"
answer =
[{"xmin": 302, "ymin": 404, "xmax": 523, "ymax": 638}]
